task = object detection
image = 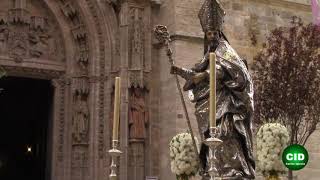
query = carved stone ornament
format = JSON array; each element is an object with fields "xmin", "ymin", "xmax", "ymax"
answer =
[
  {"xmin": 71, "ymin": 147, "xmax": 89, "ymax": 168},
  {"xmin": 129, "ymin": 87, "xmax": 149, "ymax": 140},
  {"xmin": 129, "ymin": 7, "xmax": 145, "ymax": 70},
  {"xmin": 0, "ymin": 0, "xmax": 65, "ymax": 62},
  {"xmin": 72, "ymin": 93, "xmax": 89, "ymax": 144},
  {"xmin": 71, "ymin": 77, "xmax": 90, "ymax": 179},
  {"xmin": 150, "ymin": 0, "xmax": 162, "ymax": 7},
  {"xmin": 72, "ymin": 77, "xmax": 90, "ymax": 144}
]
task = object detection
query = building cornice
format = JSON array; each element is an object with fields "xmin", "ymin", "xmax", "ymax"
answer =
[{"xmin": 253, "ymin": 0, "xmax": 311, "ymax": 12}]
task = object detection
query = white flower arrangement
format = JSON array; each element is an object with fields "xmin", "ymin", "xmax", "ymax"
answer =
[
  {"xmin": 257, "ymin": 123, "xmax": 289, "ymax": 177},
  {"xmin": 169, "ymin": 133, "xmax": 199, "ymax": 180}
]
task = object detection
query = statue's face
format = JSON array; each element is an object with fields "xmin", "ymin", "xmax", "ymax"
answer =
[
  {"xmin": 134, "ymin": 89, "xmax": 142, "ymax": 97},
  {"xmin": 206, "ymin": 30, "xmax": 219, "ymax": 41}
]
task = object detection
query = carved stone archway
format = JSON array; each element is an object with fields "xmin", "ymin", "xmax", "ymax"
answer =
[{"xmin": 0, "ymin": 0, "xmax": 118, "ymax": 180}]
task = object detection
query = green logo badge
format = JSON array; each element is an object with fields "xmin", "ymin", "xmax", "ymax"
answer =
[{"xmin": 282, "ymin": 144, "xmax": 309, "ymax": 171}]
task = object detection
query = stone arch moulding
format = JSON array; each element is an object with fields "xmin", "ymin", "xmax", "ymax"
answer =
[{"xmin": 0, "ymin": 0, "xmax": 118, "ymax": 180}]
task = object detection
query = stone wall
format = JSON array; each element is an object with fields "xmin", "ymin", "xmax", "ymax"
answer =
[{"xmin": 154, "ymin": 0, "xmax": 319, "ymax": 179}]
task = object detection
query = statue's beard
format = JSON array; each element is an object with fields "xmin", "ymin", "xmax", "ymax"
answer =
[{"xmin": 207, "ymin": 36, "xmax": 220, "ymax": 52}]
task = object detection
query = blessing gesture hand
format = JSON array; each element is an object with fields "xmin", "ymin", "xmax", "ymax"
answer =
[{"xmin": 192, "ymin": 72, "xmax": 208, "ymax": 84}]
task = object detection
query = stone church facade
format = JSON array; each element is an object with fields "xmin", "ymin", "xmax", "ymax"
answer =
[{"xmin": 0, "ymin": 0, "xmax": 318, "ymax": 180}]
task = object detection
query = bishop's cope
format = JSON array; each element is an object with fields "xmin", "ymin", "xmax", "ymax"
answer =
[{"xmin": 170, "ymin": 0, "xmax": 256, "ymax": 179}]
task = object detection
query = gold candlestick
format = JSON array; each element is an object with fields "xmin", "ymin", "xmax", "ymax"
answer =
[
  {"xmin": 109, "ymin": 77, "xmax": 122, "ymax": 180},
  {"xmin": 112, "ymin": 77, "xmax": 121, "ymax": 140},
  {"xmin": 205, "ymin": 53, "xmax": 223, "ymax": 180},
  {"xmin": 209, "ymin": 53, "xmax": 216, "ymax": 128}
]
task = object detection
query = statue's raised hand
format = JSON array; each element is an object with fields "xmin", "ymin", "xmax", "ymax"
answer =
[{"xmin": 170, "ymin": 65, "xmax": 179, "ymax": 75}]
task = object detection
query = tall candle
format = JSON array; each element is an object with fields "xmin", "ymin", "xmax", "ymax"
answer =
[
  {"xmin": 209, "ymin": 53, "xmax": 216, "ymax": 128},
  {"xmin": 112, "ymin": 77, "xmax": 121, "ymax": 141}
]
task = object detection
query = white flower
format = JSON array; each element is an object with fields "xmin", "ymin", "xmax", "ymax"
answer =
[
  {"xmin": 169, "ymin": 133, "xmax": 199, "ymax": 178},
  {"xmin": 257, "ymin": 123, "xmax": 289, "ymax": 177}
]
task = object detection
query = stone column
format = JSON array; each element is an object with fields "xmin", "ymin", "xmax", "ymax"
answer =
[
  {"xmin": 119, "ymin": 1, "xmax": 130, "ymax": 179},
  {"xmin": 118, "ymin": 1, "xmax": 153, "ymax": 180},
  {"xmin": 51, "ymin": 77, "xmax": 70, "ymax": 180},
  {"xmin": 128, "ymin": 139, "xmax": 145, "ymax": 180}
]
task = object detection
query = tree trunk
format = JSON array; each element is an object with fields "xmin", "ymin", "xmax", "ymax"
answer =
[
  {"xmin": 266, "ymin": 175, "xmax": 281, "ymax": 180},
  {"xmin": 288, "ymin": 170, "xmax": 293, "ymax": 180},
  {"xmin": 288, "ymin": 134, "xmax": 294, "ymax": 180}
]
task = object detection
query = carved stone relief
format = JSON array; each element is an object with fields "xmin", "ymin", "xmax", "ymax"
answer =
[
  {"xmin": 118, "ymin": 2, "xmax": 154, "ymax": 178},
  {"xmin": 0, "ymin": 0, "xmax": 116, "ymax": 179},
  {"xmin": 72, "ymin": 93, "xmax": 89, "ymax": 143},
  {"xmin": 127, "ymin": 4, "xmax": 151, "ymax": 88},
  {"xmin": 72, "ymin": 78, "xmax": 90, "ymax": 144},
  {"xmin": 29, "ymin": 17, "xmax": 51, "ymax": 58},
  {"xmin": 0, "ymin": 0, "xmax": 65, "ymax": 62},
  {"xmin": 59, "ymin": 0, "xmax": 90, "ymax": 76},
  {"xmin": 85, "ymin": 0, "xmax": 109, "ymax": 159},
  {"xmin": 59, "ymin": 0, "xmax": 111, "ymax": 162},
  {"xmin": 71, "ymin": 77, "xmax": 90, "ymax": 180},
  {"xmin": 129, "ymin": 87, "xmax": 149, "ymax": 140},
  {"xmin": 72, "ymin": 25, "xmax": 89, "ymax": 74},
  {"xmin": 112, "ymin": 34, "xmax": 120, "ymax": 72},
  {"xmin": 58, "ymin": 0, "xmax": 92, "ymax": 176},
  {"xmin": 128, "ymin": 87, "xmax": 149, "ymax": 180},
  {"xmin": 52, "ymin": 77, "xmax": 67, "ymax": 162},
  {"xmin": 129, "ymin": 7, "xmax": 145, "ymax": 70},
  {"xmin": 0, "ymin": 21, "xmax": 9, "ymax": 55},
  {"xmin": 8, "ymin": 25, "xmax": 28, "ymax": 62}
]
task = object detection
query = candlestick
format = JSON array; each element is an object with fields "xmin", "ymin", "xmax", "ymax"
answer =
[
  {"xmin": 204, "ymin": 53, "xmax": 223, "ymax": 180},
  {"xmin": 109, "ymin": 77, "xmax": 122, "ymax": 180},
  {"xmin": 112, "ymin": 77, "xmax": 121, "ymax": 141},
  {"xmin": 108, "ymin": 140, "xmax": 122, "ymax": 180},
  {"xmin": 209, "ymin": 53, "xmax": 216, "ymax": 128}
]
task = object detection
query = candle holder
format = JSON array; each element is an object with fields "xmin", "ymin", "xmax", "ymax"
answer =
[
  {"xmin": 204, "ymin": 127, "xmax": 223, "ymax": 180},
  {"xmin": 108, "ymin": 140, "xmax": 122, "ymax": 180}
]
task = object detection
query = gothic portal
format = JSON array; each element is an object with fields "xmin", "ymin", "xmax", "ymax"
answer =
[
  {"xmin": 0, "ymin": 0, "xmax": 120, "ymax": 179},
  {"xmin": 0, "ymin": 0, "xmax": 160, "ymax": 179}
]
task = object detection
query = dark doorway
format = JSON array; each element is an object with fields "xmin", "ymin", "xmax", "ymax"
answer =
[{"xmin": 0, "ymin": 76, "xmax": 53, "ymax": 180}]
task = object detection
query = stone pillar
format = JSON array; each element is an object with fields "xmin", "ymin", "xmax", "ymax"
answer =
[
  {"xmin": 127, "ymin": 87, "xmax": 149, "ymax": 180},
  {"xmin": 70, "ymin": 77, "xmax": 90, "ymax": 180},
  {"xmin": 119, "ymin": 1, "xmax": 130, "ymax": 179},
  {"xmin": 51, "ymin": 77, "xmax": 68, "ymax": 180},
  {"xmin": 128, "ymin": 140, "xmax": 145, "ymax": 180},
  {"xmin": 118, "ymin": 1, "xmax": 153, "ymax": 180}
]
